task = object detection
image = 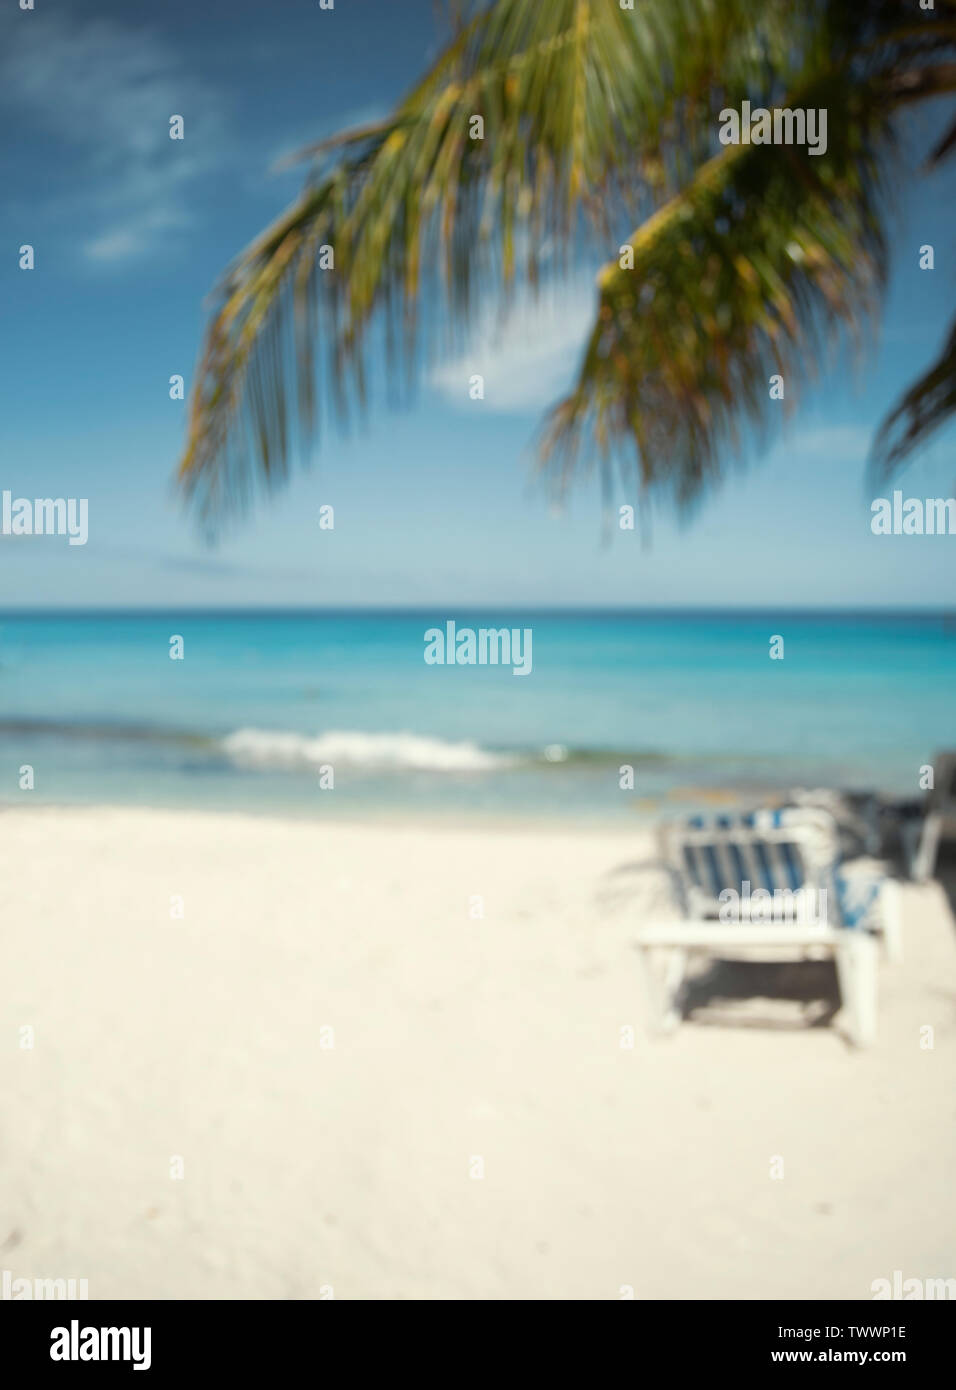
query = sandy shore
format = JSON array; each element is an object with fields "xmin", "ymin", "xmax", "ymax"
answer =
[{"xmin": 1, "ymin": 804, "xmax": 954, "ymax": 1300}]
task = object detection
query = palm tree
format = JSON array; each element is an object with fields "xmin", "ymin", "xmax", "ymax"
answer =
[{"xmin": 178, "ymin": 0, "xmax": 956, "ymax": 524}]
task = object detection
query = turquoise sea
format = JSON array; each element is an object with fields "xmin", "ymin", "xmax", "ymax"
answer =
[{"xmin": 0, "ymin": 610, "xmax": 953, "ymax": 823}]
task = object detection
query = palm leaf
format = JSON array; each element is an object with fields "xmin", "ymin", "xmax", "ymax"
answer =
[
  {"xmin": 178, "ymin": 0, "xmax": 956, "ymax": 523},
  {"xmin": 540, "ymin": 4, "xmax": 956, "ymax": 510},
  {"xmin": 539, "ymin": 71, "xmax": 896, "ymax": 511},
  {"xmin": 178, "ymin": 0, "xmax": 810, "ymax": 521},
  {"xmin": 871, "ymin": 320, "xmax": 956, "ymax": 476}
]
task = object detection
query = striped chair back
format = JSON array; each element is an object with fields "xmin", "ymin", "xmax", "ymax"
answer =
[{"xmin": 661, "ymin": 808, "xmax": 841, "ymax": 924}]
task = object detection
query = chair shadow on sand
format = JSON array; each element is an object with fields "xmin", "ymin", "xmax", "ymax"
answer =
[
  {"xmin": 675, "ymin": 957, "xmax": 843, "ymax": 1032},
  {"xmin": 603, "ymin": 858, "xmax": 845, "ymax": 1036}
]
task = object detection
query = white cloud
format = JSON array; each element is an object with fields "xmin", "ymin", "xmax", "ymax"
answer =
[
  {"xmin": 429, "ymin": 279, "xmax": 598, "ymax": 413},
  {"xmin": 0, "ymin": 11, "xmax": 227, "ymax": 263},
  {"xmin": 783, "ymin": 425, "xmax": 872, "ymax": 461},
  {"xmin": 85, "ymin": 229, "xmax": 157, "ymax": 264}
]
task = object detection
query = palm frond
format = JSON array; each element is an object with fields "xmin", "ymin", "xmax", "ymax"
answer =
[
  {"xmin": 871, "ymin": 320, "xmax": 956, "ymax": 476},
  {"xmin": 539, "ymin": 70, "xmax": 895, "ymax": 511},
  {"xmin": 179, "ymin": 0, "xmax": 956, "ymax": 524},
  {"xmin": 178, "ymin": 0, "xmax": 810, "ymax": 521}
]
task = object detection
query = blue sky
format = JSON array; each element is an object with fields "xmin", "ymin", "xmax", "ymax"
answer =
[{"xmin": 1, "ymin": 0, "xmax": 954, "ymax": 610}]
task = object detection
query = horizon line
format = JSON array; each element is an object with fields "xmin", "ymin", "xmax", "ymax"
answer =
[{"xmin": 1, "ymin": 604, "xmax": 954, "ymax": 618}]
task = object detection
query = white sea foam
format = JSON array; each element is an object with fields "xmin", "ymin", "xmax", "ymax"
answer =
[{"xmin": 221, "ymin": 728, "xmax": 515, "ymax": 773}]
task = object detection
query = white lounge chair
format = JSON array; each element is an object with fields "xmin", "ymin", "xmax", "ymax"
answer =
[
  {"xmin": 905, "ymin": 751, "xmax": 956, "ymax": 882},
  {"xmin": 636, "ymin": 808, "xmax": 901, "ymax": 1047}
]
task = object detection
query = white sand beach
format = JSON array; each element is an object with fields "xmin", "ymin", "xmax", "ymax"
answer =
[{"xmin": 2, "ymin": 805, "xmax": 954, "ymax": 1301}]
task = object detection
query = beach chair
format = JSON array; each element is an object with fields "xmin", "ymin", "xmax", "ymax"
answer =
[
  {"xmin": 636, "ymin": 808, "xmax": 901, "ymax": 1047},
  {"xmin": 904, "ymin": 751, "xmax": 956, "ymax": 882},
  {"xmin": 790, "ymin": 786, "xmax": 884, "ymax": 858}
]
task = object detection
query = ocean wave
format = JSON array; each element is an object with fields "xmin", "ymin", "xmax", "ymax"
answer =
[
  {"xmin": 220, "ymin": 728, "xmax": 518, "ymax": 773},
  {"xmin": 0, "ymin": 717, "xmax": 678, "ymax": 776}
]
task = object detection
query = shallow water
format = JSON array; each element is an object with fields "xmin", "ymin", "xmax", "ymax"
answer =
[{"xmin": 1, "ymin": 609, "xmax": 952, "ymax": 822}]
